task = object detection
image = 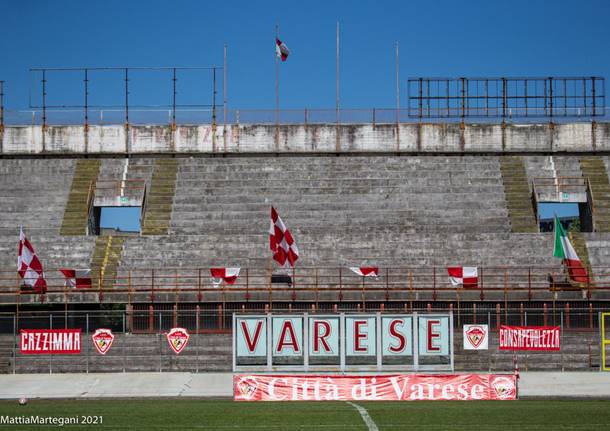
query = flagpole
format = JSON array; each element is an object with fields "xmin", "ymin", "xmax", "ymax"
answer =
[
  {"xmin": 336, "ymin": 20, "xmax": 340, "ymax": 122},
  {"xmin": 275, "ymin": 23, "xmax": 279, "ymax": 127},
  {"xmin": 395, "ymin": 41, "xmax": 400, "ymax": 123},
  {"xmin": 223, "ymin": 43, "xmax": 227, "ymax": 125}
]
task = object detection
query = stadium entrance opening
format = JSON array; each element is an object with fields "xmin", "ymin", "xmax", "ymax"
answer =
[
  {"xmin": 537, "ymin": 203, "xmax": 590, "ymax": 233},
  {"xmin": 87, "ymin": 177, "xmax": 147, "ymax": 235},
  {"xmin": 533, "ymin": 176, "xmax": 593, "ymax": 233},
  {"xmin": 92, "ymin": 206, "xmax": 142, "ymax": 235}
]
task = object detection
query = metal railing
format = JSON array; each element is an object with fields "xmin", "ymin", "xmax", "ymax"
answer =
[
  {"xmin": 1, "ymin": 306, "xmax": 605, "ymax": 334},
  {"xmin": 93, "ymin": 179, "xmax": 146, "ymax": 201},
  {"xmin": 3, "ymin": 107, "xmax": 610, "ymax": 127},
  {"xmin": 533, "ymin": 177, "xmax": 588, "ymax": 195},
  {"xmin": 3, "ymin": 265, "xmax": 609, "ymax": 307}
]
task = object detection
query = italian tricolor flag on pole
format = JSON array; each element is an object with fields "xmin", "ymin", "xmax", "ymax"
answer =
[{"xmin": 553, "ymin": 216, "xmax": 588, "ymax": 283}]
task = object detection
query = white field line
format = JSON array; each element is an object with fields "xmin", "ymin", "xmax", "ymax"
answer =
[{"xmin": 346, "ymin": 401, "xmax": 379, "ymax": 431}]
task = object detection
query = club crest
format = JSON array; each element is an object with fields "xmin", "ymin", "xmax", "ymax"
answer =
[
  {"xmin": 167, "ymin": 327, "xmax": 190, "ymax": 354},
  {"xmin": 491, "ymin": 376, "xmax": 516, "ymax": 400},
  {"xmin": 92, "ymin": 328, "xmax": 114, "ymax": 355},
  {"xmin": 466, "ymin": 326, "xmax": 485, "ymax": 348},
  {"xmin": 237, "ymin": 376, "xmax": 259, "ymax": 400}
]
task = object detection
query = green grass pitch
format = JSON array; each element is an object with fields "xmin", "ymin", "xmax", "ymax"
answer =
[{"xmin": 0, "ymin": 399, "xmax": 609, "ymax": 430}]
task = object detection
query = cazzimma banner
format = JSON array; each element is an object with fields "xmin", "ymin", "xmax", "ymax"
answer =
[
  {"xmin": 499, "ymin": 325, "xmax": 560, "ymax": 351},
  {"xmin": 234, "ymin": 374, "xmax": 517, "ymax": 401},
  {"xmin": 20, "ymin": 329, "xmax": 82, "ymax": 354}
]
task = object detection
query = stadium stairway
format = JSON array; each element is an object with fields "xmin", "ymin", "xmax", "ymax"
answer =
[
  {"xmin": 142, "ymin": 158, "xmax": 178, "ymax": 235},
  {"xmin": 90, "ymin": 236, "xmax": 125, "ymax": 289},
  {"xmin": 5, "ymin": 155, "xmax": 610, "ymax": 304},
  {"xmin": 109, "ymin": 155, "xmax": 565, "ymax": 303},
  {"xmin": 169, "ymin": 156, "xmax": 512, "ymax": 235},
  {"xmin": 580, "ymin": 156, "xmax": 610, "ymax": 232},
  {"xmin": 60, "ymin": 160, "xmax": 101, "ymax": 236},
  {"xmin": 500, "ymin": 156, "xmax": 538, "ymax": 233},
  {"xmin": 0, "ymin": 159, "xmax": 75, "ymax": 237},
  {"xmin": 569, "ymin": 232, "xmax": 591, "ymax": 271},
  {"xmin": 523, "ymin": 155, "xmax": 585, "ymax": 188},
  {"xmin": 0, "ymin": 235, "xmax": 95, "ymax": 299}
]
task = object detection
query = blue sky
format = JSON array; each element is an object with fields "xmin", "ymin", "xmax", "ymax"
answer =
[
  {"xmin": 1, "ymin": 0, "xmax": 609, "ymax": 110},
  {"xmin": 3, "ymin": 0, "xmax": 602, "ymax": 223}
]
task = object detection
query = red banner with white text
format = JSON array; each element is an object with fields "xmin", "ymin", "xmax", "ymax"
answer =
[
  {"xmin": 499, "ymin": 325, "xmax": 560, "ymax": 351},
  {"xmin": 234, "ymin": 374, "xmax": 517, "ymax": 401},
  {"xmin": 20, "ymin": 329, "xmax": 82, "ymax": 354}
]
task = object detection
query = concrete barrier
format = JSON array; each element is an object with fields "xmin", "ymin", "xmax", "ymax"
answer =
[
  {"xmin": 1, "ymin": 372, "xmax": 609, "ymax": 399},
  {"xmin": 3, "ymin": 122, "xmax": 609, "ymax": 155}
]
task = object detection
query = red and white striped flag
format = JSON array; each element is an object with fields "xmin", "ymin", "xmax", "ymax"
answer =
[
  {"xmin": 349, "ymin": 267, "xmax": 379, "ymax": 277},
  {"xmin": 17, "ymin": 228, "xmax": 47, "ymax": 293},
  {"xmin": 210, "ymin": 267, "xmax": 240, "ymax": 287},
  {"xmin": 276, "ymin": 38, "xmax": 290, "ymax": 61},
  {"xmin": 59, "ymin": 269, "xmax": 92, "ymax": 289},
  {"xmin": 269, "ymin": 207, "xmax": 299, "ymax": 268},
  {"xmin": 447, "ymin": 266, "xmax": 478, "ymax": 288}
]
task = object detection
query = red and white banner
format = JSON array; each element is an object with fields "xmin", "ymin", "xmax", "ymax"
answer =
[
  {"xmin": 499, "ymin": 325, "xmax": 560, "ymax": 351},
  {"xmin": 234, "ymin": 374, "xmax": 517, "ymax": 401},
  {"xmin": 210, "ymin": 267, "xmax": 240, "ymax": 287},
  {"xmin": 269, "ymin": 207, "xmax": 299, "ymax": 268},
  {"xmin": 349, "ymin": 267, "xmax": 379, "ymax": 277},
  {"xmin": 59, "ymin": 268, "xmax": 92, "ymax": 289},
  {"xmin": 275, "ymin": 38, "xmax": 290, "ymax": 61},
  {"xmin": 447, "ymin": 266, "xmax": 478, "ymax": 288},
  {"xmin": 17, "ymin": 228, "xmax": 47, "ymax": 293},
  {"xmin": 20, "ymin": 329, "xmax": 82, "ymax": 354}
]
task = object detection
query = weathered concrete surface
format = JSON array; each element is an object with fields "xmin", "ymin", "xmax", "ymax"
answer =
[
  {"xmin": 518, "ymin": 372, "xmax": 610, "ymax": 398},
  {"xmin": 0, "ymin": 372, "xmax": 609, "ymax": 399},
  {"xmin": 0, "ymin": 372, "xmax": 233, "ymax": 399},
  {"xmin": 2, "ymin": 122, "xmax": 608, "ymax": 155}
]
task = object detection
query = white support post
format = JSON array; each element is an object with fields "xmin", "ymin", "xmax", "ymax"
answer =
[
  {"xmin": 450, "ymin": 311, "xmax": 455, "ymax": 372},
  {"xmin": 376, "ymin": 312, "xmax": 382, "ymax": 371},
  {"xmin": 340, "ymin": 313, "xmax": 345, "ymax": 372},
  {"xmin": 266, "ymin": 313, "xmax": 272, "ymax": 372},
  {"xmin": 413, "ymin": 312, "xmax": 419, "ymax": 372},
  {"xmin": 303, "ymin": 313, "xmax": 309, "ymax": 372},
  {"xmin": 232, "ymin": 313, "xmax": 236, "ymax": 372}
]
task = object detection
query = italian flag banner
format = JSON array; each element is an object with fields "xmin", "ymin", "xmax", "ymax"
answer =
[{"xmin": 553, "ymin": 216, "xmax": 588, "ymax": 283}]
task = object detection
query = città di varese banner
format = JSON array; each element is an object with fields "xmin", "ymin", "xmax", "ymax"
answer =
[
  {"xmin": 498, "ymin": 325, "xmax": 560, "ymax": 351},
  {"xmin": 234, "ymin": 374, "xmax": 517, "ymax": 401}
]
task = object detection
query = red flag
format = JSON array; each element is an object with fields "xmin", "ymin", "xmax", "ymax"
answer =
[
  {"xmin": 269, "ymin": 207, "xmax": 299, "ymax": 268},
  {"xmin": 59, "ymin": 269, "xmax": 92, "ymax": 289},
  {"xmin": 349, "ymin": 267, "xmax": 379, "ymax": 277},
  {"xmin": 17, "ymin": 228, "xmax": 47, "ymax": 293},
  {"xmin": 276, "ymin": 38, "xmax": 290, "ymax": 61}
]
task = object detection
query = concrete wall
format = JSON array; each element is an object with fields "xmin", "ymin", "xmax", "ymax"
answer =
[{"xmin": 2, "ymin": 122, "xmax": 610, "ymax": 155}]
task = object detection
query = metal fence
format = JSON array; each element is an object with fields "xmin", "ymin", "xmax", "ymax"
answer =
[
  {"xmin": 1, "ymin": 305, "xmax": 605, "ymax": 334},
  {"xmin": 0, "ymin": 308, "xmax": 603, "ymax": 374},
  {"xmin": 4, "ymin": 107, "xmax": 610, "ymax": 127},
  {"xmin": 407, "ymin": 77, "xmax": 605, "ymax": 119}
]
